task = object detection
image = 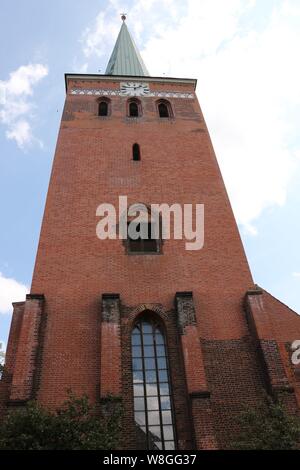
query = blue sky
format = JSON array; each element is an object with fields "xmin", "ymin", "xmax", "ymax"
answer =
[{"xmin": 1, "ymin": 0, "xmax": 300, "ymax": 354}]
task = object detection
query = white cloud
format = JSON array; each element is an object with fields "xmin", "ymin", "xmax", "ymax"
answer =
[
  {"xmin": 80, "ymin": 0, "xmax": 186, "ymax": 61},
  {"xmin": 0, "ymin": 272, "xmax": 28, "ymax": 315},
  {"xmin": 6, "ymin": 120, "xmax": 32, "ymax": 148},
  {"xmin": 0, "ymin": 64, "xmax": 48, "ymax": 149},
  {"xmin": 79, "ymin": 0, "xmax": 300, "ymax": 231},
  {"xmin": 293, "ymin": 272, "xmax": 300, "ymax": 278}
]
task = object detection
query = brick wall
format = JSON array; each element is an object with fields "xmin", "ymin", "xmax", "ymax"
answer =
[{"xmin": 202, "ymin": 336, "xmax": 266, "ymax": 448}]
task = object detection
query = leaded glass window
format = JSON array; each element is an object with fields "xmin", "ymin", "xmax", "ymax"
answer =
[{"xmin": 132, "ymin": 318, "xmax": 176, "ymax": 450}]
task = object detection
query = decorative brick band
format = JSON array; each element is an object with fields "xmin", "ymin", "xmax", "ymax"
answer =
[{"xmin": 70, "ymin": 88, "xmax": 194, "ymax": 99}]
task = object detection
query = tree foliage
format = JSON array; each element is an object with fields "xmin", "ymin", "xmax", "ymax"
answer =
[
  {"xmin": 232, "ymin": 397, "xmax": 300, "ymax": 450},
  {"xmin": 0, "ymin": 392, "xmax": 122, "ymax": 450}
]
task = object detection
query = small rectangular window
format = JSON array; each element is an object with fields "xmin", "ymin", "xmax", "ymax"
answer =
[{"xmin": 127, "ymin": 222, "xmax": 159, "ymax": 254}]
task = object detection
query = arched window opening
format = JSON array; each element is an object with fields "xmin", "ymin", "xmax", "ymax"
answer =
[
  {"xmin": 128, "ymin": 100, "xmax": 140, "ymax": 117},
  {"xmin": 157, "ymin": 100, "xmax": 172, "ymax": 119},
  {"xmin": 98, "ymin": 100, "xmax": 109, "ymax": 117},
  {"xmin": 132, "ymin": 317, "xmax": 176, "ymax": 450},
  {"xmin": 133, "ymin": 143, "xmax": 141, "ymax": 161},
  {"xmin": 158, "ymin": 103, "xmax": 169, "ymax": 118}
]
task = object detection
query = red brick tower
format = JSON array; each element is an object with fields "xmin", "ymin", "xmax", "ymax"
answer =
[{"xmin": 1, "ymin": 18, "xmax": 300, "ymax": 450}]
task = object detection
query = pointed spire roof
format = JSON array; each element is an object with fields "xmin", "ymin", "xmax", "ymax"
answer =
[{"xmin": 105, "ymin": 17, "xmax": 149, "ymax": 76}]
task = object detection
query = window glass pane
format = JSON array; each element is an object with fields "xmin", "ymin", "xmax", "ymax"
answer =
[
  {"xmin": 157, "ymin": 357, "xmax": 167, "ymax": 369},
  {"xmin": 144, "ymin": 358, "xmax": 156, "ymax": 370},
  {"xmin": 155, "ymin": 331, "xmax": 164, "ymax": 344},
  {"xmin": 132, "ymin": 358, "xmax": 143, "ymax": 371},
  {"xmin": 146, "ymin": 383, "xmax": 158, "ymax": 396},
  {"xmin": 148, "ymin": 426, "xmax": 161, "ymax": 440},
  {"xmin": 132, "ymin": 346, "xmax": 142, "ymax": 357},
  {"xmin": 144, "ymin": 346, "xmax": 155, "ymax": 357},
  {"xmin": 163, "ymin": 426, "xmax": 174, "ymax": 441},
  {"xmin": 156, "ymin": 345, "xmax": 166, "ymax": 357},
  {"xmin": 147, "ymin": 397, "xmax": 159, "ymax": 411},
  {"xmin": 161, "ymin": 396, "xmax": 171, "ymax": 410},
  {"xmin": 132, "ymin": 334, "xmax": 141, "ymax": 345},
  {"xmin": 142, "ymin": 323, "xmax": 153, "ymax": 333},
  {"xmin": 143, "ymin": 334, "xmax": 154, "ymax": 345},
  {"xmin": 158, "ymin": 370, "xmax": 168, "ymax": 382},
  {"xmin": 145, "ymin": 370, "xmax": 157, "ymax": 383},
  {"xmin": 147, "ymin": 411, "xmax": 160, "ymax": 425},
  {"xmin": 135, "ymin": 412, "xmax": 146, "ymax": 426},
  {"xmin": 162, "ymin": 411, "xmax": 172, "ymax": 425},
  {"xmin": 134, "ymin": 384, "xmax": 144, "ymax": 397},
  {"xmin": 134, "ymin": 398, "xmax": 145, "ymax": 411},
  {"xmin": 153, "ymin": 442, "xmax": 162, "ymax": 450},
  {"xmin": 159, "ymin": 383, "xmax": 170, "ymax": 396},
  {"xmin": 165, "ymin": 441, "xmax": 175, "ymax": 450},
  {"xmin": 132, "ymin": 327, "xmax": 140, "ymax": 335},
  {"xmin": 133, "ymin": 371, "xmax": 143, "ymax": 383}
]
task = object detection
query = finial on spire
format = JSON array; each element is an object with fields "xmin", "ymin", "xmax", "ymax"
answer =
[{"xmin": 121, "ymin": 13, "xmax": 127, "ymax": 22}]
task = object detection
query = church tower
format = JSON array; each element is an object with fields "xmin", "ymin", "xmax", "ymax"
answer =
[{"xmin": 1, "ymin": 17, "xmax": 300, "ymax": 450}]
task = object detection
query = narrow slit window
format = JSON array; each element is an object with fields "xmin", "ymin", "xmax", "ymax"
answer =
[
  {"xmin": 132, "ymin": 318, "xmax": 176, "ymax": 450},
  {"xmin": 133, "ymin": 143, "xmax": 141, "ymax": 161},
  {"xmin": 99, "ymin": 101, "xmax": 109, "ymax": 116}
]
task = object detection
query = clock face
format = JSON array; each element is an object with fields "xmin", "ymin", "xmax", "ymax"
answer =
[{"xmin": 120, "ymin": 82, "xmax": 150, "ymax": 97}]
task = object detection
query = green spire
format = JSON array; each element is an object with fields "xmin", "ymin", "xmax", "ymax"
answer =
[{"xmin": 105, "ymin": 17, "xmax": 149, "ymax": 76}]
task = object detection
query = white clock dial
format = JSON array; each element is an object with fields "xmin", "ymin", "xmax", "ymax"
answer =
[{"xmin": 120, "ymin": 82, "xmax": 150, "ymax": 96}]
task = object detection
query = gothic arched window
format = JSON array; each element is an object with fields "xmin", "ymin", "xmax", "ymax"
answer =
[
  {"xmin": 132, "ymin": 316, "xmax": 176, "ymax": 450},
  {"xmin": 157, "ymin": 100, "xmax": 172, "ymax": 118}
]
